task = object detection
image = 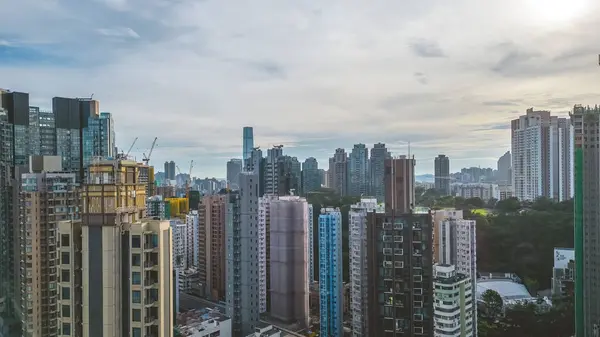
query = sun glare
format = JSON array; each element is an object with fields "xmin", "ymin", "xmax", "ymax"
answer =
[{"xmin": 527, "ymin": 0, "xmax": 589, "ymax": 23}]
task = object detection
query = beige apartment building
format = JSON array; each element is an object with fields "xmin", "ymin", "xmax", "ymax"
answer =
[
  {"xmin": 18, "ymin": 156, "xmax": 79, "ymax": 337},
  {"xmin": 57, "ymin": 158, "xmax": 173, "ymax": 337}
]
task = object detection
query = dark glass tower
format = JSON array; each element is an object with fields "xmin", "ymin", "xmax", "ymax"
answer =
[{"xmin": 243, "ymin": 126, "xmax": 254, "ymax": 168}]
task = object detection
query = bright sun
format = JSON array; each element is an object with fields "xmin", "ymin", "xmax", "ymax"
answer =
[{"xmin": 527, "ymin": 0, "xmax": 589, "ymax": 23}]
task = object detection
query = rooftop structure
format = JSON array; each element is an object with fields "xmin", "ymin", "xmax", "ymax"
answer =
[{"xmin": 177, "ymin": 308, "xmax": 231, "ymax": 337}]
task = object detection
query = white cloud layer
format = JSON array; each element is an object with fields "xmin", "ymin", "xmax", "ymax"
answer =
[{"xmin": 1, "ymin": 0, "xmax": 600, "ymax": 177}]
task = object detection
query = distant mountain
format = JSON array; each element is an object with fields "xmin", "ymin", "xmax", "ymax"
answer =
[{"xmin": 415, "ymin": 174, "xmax": 434, "ymax": 183}]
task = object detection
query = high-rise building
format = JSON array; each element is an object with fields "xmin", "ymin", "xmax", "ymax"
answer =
[
  {"xmin": 265, "ymin": 146, "xmax": 284, "ymax": 195},
  {"xmin": 302, "ymin": 157, "xmax": 320, "ymax": 196},
  {"xmin": 328, "ymin": 148, "xmax": 349, "ymax": 197},
  {"xmin": 226, "ymin": 158, "xmax": 243, "ymax": 190},
  {"xmin": 551, "ymin": 248, "xmax": 575, "ymax": 298},
  {"xmin": 52, "ymin": 96, "xmax": 100, "ymax": 180},
  {"xmin": 185, "ymin": 210, "xmax": 200, "ymax": 269},
  {"xmin": 511, "ymin": 108, "xmax": 573, "ymax": 201},
  {"xmin": 198, "ymin": 194, "xmax": 227, "ymax": 301},
  {"xmin": 318, "ymin": 208, "xmax": 343, "ymax": 337},
  {"xmin": 570, "ymin": 105, "xmax": 600, "ymax": 337},
  {"xmin": 308, "ymin": 204, "xmax": 315, "ymax": 284},
  {"xmin": 226, "ymin": 172, "xmax": 260, "ymax": 336},
  {"xmin": 432, "ymin": 209, "xmax": 464, "ymax": 264},
  {"xmin": 349, "ymin": 144, "xmax": 369, "ymax": 196},
  {"xmin": 28, "ymin": 107, "xmax": 56, "ymax": 156},
  {"xmin": 258, "ymin": 195, "xmax": 278, "ymax": 313},
  {"xmin": 497, "ymin": 151, "xmax": 512, "ymax": 185},
  {"xmin": 366, "ymin": 210, "xmax": 434, "ymax": 337},
  {"xmin": 243, "ymin": 126, "xmax": 254, "ymax": 167},
  {"xmin": 169, "ymin": 161, "xmax": 176, "ymax": 181},
  {"xmin": 433, "ymin": 265, "xmax": 475, "ymax": 337},
  {"xmin": 164, "ymin": 161, "xmax": 170, "ymax": 182},
  {"xmin": 367, "ymin": 154, "xmax": 434, "ymax": 337},
  {"xmin": 83, "ymin": 111, "xmax": 116, "ymax": 168},
  {"xmin": 269, "ymin": 196, "xmax": 310, "ymax": 327},
  {"xmin": 57, "ymin": 158, "xmax": 173, "ymax": 337},
  {"xmin": 437, "ymin": 213, "xmax": 478, "ymax": 335},
  {"xmin": 18, "ymin": 156, "xmax": 79, "ymax": 337},
  {"xmin": 349, "ymin": 198, "xmax": 383, "ymax": 337},
  {"xmin": 384, "ymin": 156, "xmax": 415, "ymax": 214},
  {"xmin": 277, "ymin": 155, "xmax": 301, "ymax": 196},
  {"xmin": 171, "ymin": 220, "xmax": 188, "ymax": 271},
  {"xmin": 2, "ymin": 90, "xmax": 30, "ymax": 166},
  {"xmin": 370, "ymin": 143, "xmax": 390, "ymax": 202},
  {"xmin": 244, "ymin": 147, "xmax": 264, "ymax": 196},
  {"xmin": 434, "ymin": 154, "xmax": 451, "ymax": 195}
]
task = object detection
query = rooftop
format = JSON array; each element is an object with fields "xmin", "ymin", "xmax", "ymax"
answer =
[
  {"xmin": 176, "ymin": 308, "xmax": 229, "ymax": 336},
  {"xmin": 476, "ymin": 279, "xmax": 533, "ymax": 303}
]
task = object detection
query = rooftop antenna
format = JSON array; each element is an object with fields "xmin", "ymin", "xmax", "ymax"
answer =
[{"xmin": 90, "ymin": 93, "xmax": 94, "ymax": 100}]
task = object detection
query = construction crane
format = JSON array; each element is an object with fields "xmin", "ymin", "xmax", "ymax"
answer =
[
  {"xmin": 186, "ymin": 160, "xmax": 194, "ymax": 198},
  {"xmin": 125, "ymin": 137, "xmax": 138, "ymax": 159},
  {"xmin": 142, "ymin": 137, "xmax": 158, "ymax": 165}
]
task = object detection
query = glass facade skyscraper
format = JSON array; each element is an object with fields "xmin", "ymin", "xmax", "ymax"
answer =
[
  {"xmin": 243, "ymin": 126, "xmax": 254, "ymax": 168},
  {"xmin": 318, "ymin": 208, "xmax": 343, "ymax": 337},
  {"xmin": 83, "ymin": 111, "xmax": 116, "ymax": 168}
]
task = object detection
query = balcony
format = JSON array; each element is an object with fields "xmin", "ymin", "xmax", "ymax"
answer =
[
  {"xmin": 144, "ymin": 297, "xmax": 158, "ymax": 306},
  {"xmin": 144, "ymin": 316, "xmax": 158, "ymax": 324},
  {"xmin": 144, "ymin": 279, "xmax": 156, "ymax": 287}
]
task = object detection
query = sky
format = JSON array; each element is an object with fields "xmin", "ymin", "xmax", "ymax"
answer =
[{"xmin": 2, "ymin": 0, "xmax": 600, "ymax": 178}]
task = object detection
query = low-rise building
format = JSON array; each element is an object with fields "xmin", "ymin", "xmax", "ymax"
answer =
[
  {"xmin": 177, "ymin": 309, "xmax": 231, "ymax": 337},
  {"xmin": 452, "ymin": 183, "xmax": 499, "ymax": 201},
  {"xmin": 245, "ymin": 322, "xmax": 282, "ymax": 337},
  {"xmin": 433, "ymin": 265, "xmax": 475, "ymax": 337}
]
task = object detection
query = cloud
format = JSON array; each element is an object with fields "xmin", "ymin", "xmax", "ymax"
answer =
[
  {"xmin": 2, "ymin": 0, "xmax": 600, "ymax": 176},
  {"xmin": 96, "ymin": 27, "xmax": 140, "ymax": 39},
  {"xmin": 409, "ymin": 38, "xmax": 446, "ymax": 58}
]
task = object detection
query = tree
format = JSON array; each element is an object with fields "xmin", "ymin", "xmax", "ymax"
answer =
[
  {"xmin": 482, "ymin": 289, "xmax": 504, "ymax": 318},
  {"xmin": 495, "ymin": 197, "xmax": 521, "ymax": 213}
]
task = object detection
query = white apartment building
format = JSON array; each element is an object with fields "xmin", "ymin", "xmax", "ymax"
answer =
[
  {"xmin": 186, "ymin": 210, "xmax": 200, "ymax": 268},
  {"xmin": 349, "ymin": 198, "xmax": 384, "ymax": 337},
  {"xmin": 258, "ymin": 195, "xmax": 278, "ymax": 314},
  {"xmin": 452, "ymin": 183, "xmax": 499, "ymax": 201},
  {"xmin": 435, "ymin": 210, "xmax": 477, "ymax": 337},
  {"xmin": 171, "ymin": 220, "xmax": 188, "ymax": 271},
  {"xmin": 433, "ymin": 265, "xmax": 474, "ymax": 337},
  {"xmin": 511, "ymin": 108, "xmax": 573, "ymax": 201}
]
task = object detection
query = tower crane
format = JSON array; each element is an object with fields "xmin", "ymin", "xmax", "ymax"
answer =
[
  {"xmin": 186, "ymin": 160, "xmax": 194, "ymax": 198},
  {"xmin": 142, "ymin": 137, "xmax": 158, "ymax": 165},
  {"xmin": 125, "ymin": 137, "xmax": 138, "ymax": 158}
]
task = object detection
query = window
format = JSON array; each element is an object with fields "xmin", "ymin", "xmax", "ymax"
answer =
[
  {"xmin": 61, "ymin": 234, "xmax": 69, "ymax": 247},
  {"xmin": 131, "ymin": 254, "xmax": 141, "ymax": 266},
  {"xmin": 62, "ymin": 305, "xmax": 70, "ymax": 318},
  {"xmin": 132, "ymin": 235, "xmax": 141, "ymax": 248},
  {"xmin": 62, "ymin": 323, "xmax": 71, "ymax": 335},
  {"xmin": 62, "ymin": 287, "xmax": 70, "ymax": 300},
  {"xmin": 132, "ymin": 327, "xmax": 142, "ymax": 337},
  {"xmin": 132, "ymin": 272, "xmax": 141, "ymax": 285},
  {"xmin": 61, "ymin": 252, "xmax": 70, "ymax": 265},
  {"xmin": 132, "ymin": 290, "xmax": 141, "ymax": 303},
  {"xmin": 132, "ymin": 309, "xmax": 141, "ymax": 322},
  {"xmin": 61, "ymin": 270, "xmax": 70, "ymax": 282}
]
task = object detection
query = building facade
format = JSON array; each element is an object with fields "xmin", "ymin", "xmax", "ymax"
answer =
[
  {"xmin": 349, "ymin": 198, "xmax": 383, "ymax": 337},
  {"xmin": 434, "ymin": 155, "xmax": 451, "ymax": 196},
  {"xmin": 242, "ymin": 126, "xmax": 254, "ymax": 168},
  {"xmin": 370, "ymin": 142, "xmax": 390, "ymax": 202},
  {"xmin": 258, "ymin": 194, "xmax": 278, "ymax": 313},
  {"xmin": 511, "ymin": 108, "xmax": 573, "ymax": 201},
  {"xmin": 318, "ymin": 208, "xmax": 343, "ymax": 337},
  {"xmin": 384, "ymin": 156, "xmax": 415, "ymax": 214},
  {"xmin": 302, "ymin": 157, "xmax": 320, "ymax": 196},
  {"xmin": 349, "ymin": 144, "xmax": 369, "ymax": 197},
  {"xmin": 366, "ymin": 211, "xmax": 434, "ymax": 337},
  {"xmin": 185, "ymin": 210, "xmax": 200, "ymax": 269},
  {"xmin": 269, "ymin": 196, "xmax": 310, "ymax": 327},
  {"xmin": 308, "ymin": 204, "xmax": 314, "ymax": 285},
  {"xmin": 570, "ymin": 105, "xmax": 600, "ymax": 337},
  {"xmin": 264, "ymin": 146, "xmax": 284, "ymax": 195},
  {"xmin": 226, "ymin": 159, "xmax": 243, "ymax": 190},
  {"xmin": 433, "ymin": 265, "xmax": 474, "ymax": 337},
  {"xmin": 497, "ymin": 151, "xmax": 511, "ymax": 185},
  {"xmin": 198, "ymin": 194, "xmax": 227, "ymax": 301},
  {"xmin": 328, "ymin": 148, "xmax": 349, "ymax": 197},
  {"xmin": 226, "ymin": 172, "xmax": 260, "ymax": 336},
  {"xmin": 18, "ymin": 157, "xmax": 79, "ymax": 337},
  {"xmin": 551, "ymin": 248, "xmax": 575, "ymax": 298}
]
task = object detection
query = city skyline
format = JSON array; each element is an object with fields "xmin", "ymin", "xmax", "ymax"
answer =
[{"xmin": 2, "ymin": 1, "xmax": 600, "ymax": 177}]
